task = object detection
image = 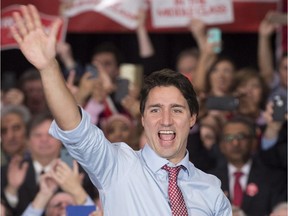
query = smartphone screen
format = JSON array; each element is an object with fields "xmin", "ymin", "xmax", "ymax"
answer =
[
  {"xmin": 66, "ymin": 205, "xmax": 96, "ymax": 216},
  {"xmin": 207, "ymin": 28, "xmax": 222, "ymax": 53},
  {"xmin": 272, "ymin": 95, "xmax": 287, "ymax": 121},
  {"xmin": 60, "ymin": 148, "xmax": 74, "ymax": 168},
  {"xmin": 85, "ymin": 64, "xmax": 99, "ymax": 78},
  {"xmin": 206, "ymin": 96, "xmax": 239, "ymax": 111},
  {"xmin": 114, "ymin": 79, "xmax": 130, "ymax": 104}
]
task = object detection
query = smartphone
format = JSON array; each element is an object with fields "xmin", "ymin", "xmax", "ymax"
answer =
[
  {"xmin": 114, "ymin": 79, "xmax": 130, "ymax": 104},
  {"xmin": 60, "ymin": 148, "xmax": 74, "ymax": 168},
  {"xmin": 268, "ymin": 12, "xmax": 287, "ymax": 25},
  {"xmin": 272, "ymin": 95, "xmax": 286, "ymax": 121},
  {"xmin": 85, "ymin": 64, "xmax": 99, "ymax": 78},
  {"xmin": 207, "ymin": 28, "xmax": 222, "ymax": 53},
  {"xmin": 66, "ymin": 205, "xmax": 96, "ymax": 216},
  {"xmin": 206, "ymin": 96, "xmax": 239, "ymax": 111}
]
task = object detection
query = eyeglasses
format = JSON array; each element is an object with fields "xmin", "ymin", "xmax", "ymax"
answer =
[{"xmin": 222, "ymin": 133, "xmax": 252, "ymax": 143}]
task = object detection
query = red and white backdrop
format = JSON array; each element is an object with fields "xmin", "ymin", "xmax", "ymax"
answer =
[{"xmin": 1, "ymin": 0, "xmax": 286, "ymax": 51}]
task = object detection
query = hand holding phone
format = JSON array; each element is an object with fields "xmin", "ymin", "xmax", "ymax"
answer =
[
  {"xmin": 272, "ymin": 95, "xmax": 286, "ymax": 121},
  {"xmin": 207, "ymin": 28, "xmax": 222, "ymax": 53},
  {"xmin": 268, "ymin": 12, "xmax": 287, "ymax": 25},
  {"xmin": 85, "ymin": 64, "xmax": 99, "ymax": 78}
]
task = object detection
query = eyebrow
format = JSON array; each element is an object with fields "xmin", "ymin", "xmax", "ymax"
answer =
[{"xmin": 147, "ymin": 103, "xmax": 186, "ymax": 109}]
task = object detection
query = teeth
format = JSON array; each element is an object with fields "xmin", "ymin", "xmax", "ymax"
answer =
[{"xmin": 159, "ymin": 130, "xmax": 174, "ymax": 134}]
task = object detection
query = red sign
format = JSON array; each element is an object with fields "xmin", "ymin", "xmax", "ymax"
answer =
[
  {"xmin": 1, "ymin": 0, "xmax": 281, "ymax": 33},
  {"xmin": 1, "ymin": 5, "xmax": 68, "ymax": 50}
]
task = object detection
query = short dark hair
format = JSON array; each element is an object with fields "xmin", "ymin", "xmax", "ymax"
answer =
[
  {"xmin": 139, "ymin": 68, "xmax": 199, "ymax": 116},
  {"xmin": 176, "ymin": 48, "xmax": 199, "ymax": 64},
  {"xmin": 18, "ymin": 68, "xmax": 41, "ymax": 89},
  {"xmin": 91, "ymin": 42, "xmax": 122, "ymax": 66},
  {"xmin": 28, "ymin": 112, "xmax": 54, "ymax": 137},
  {"xmin": 222, "ymin": 115, "xmax": 257, "ymax": 138}
]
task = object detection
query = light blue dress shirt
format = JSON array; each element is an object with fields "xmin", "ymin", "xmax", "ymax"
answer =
[{"xmin": 49, "ymin": 108, "xmax": 232, "ymax": 216}]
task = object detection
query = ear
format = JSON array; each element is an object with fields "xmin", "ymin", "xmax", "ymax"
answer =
[
  {"xmin": 141, "ymin": 115, "xmax": 145, "ymax": 127},
  {"xmin": 189, "ymin": 114, "xmax": 197, "ymax": 128}
]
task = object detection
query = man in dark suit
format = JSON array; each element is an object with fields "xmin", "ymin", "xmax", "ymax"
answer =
[
  {"xmin": 209, "ymin": 116, "xmax": 286, "ymax": 216},
  {"xmin": 1, "ymin": 112, "xmax": 96, "ymax": 215},
  {"xmin": 1, "ymin": 112, "xmax": 62, "ymax": 215}
]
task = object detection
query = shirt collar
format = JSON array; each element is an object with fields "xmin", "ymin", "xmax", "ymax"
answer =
[
  {"xmin": 33, "ymin": 160, "xmax": 52, "ymax": 175},
  {"xmin": 228, "ymin": 159, "xmax": 252, "ymax": 177},
  {"xmin": 141, "ymin": 144, "xmax": 190, "ymax": 174}
]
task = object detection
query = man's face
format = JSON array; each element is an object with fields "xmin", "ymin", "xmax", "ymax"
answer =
[
  {"xmin": 209, "ymin": 60, "xmax": 234, "ymax": 94},
  {"xmin": 1, "ymin": 113, "xmax": 27, "ymax": 156},
  {"xmin": 22, "ymin": 80, "xmax": 46, "ymax": 114},
  {"xmin": 141, "ymin": 86, "xmax": 196, "ymax": 164},
  {"xmin": 220, "ymin": 123, "xmax": 255, "ymax": 166},
  {"xmin": 106, "ymin": 120, "xmax": 131, "ymax": 144},
  {"xmin": 237, "ymin": 77, "xmax": 263, "ymax": 107},
  {"xmin": 91, "ymin": 52, "xmax": 119, "ymax": 80},
  {"xmin": 28, "ymin": 119, "xmax": 61, "ymax": 161},
  {"xmin": 46, "ymin": 193, "xmax": 75, "ymax": 216},
  {"xmin": 177, "ymin": 55, "xmax": 198, "ymax": 82}
]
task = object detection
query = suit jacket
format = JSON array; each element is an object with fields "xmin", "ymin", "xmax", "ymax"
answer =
[
  {"xmin": 1, "ymin": 158, "xmax": 38, "ymax": 216},
  {"xmin": 209, "ymin": 157, "xmax": 286, "ymax": 216},
  {"xmin": 1, "ymin": 157, "xmax": 97, "ymax": 216},
  {"xmin": 187, "ymin": 131, "xmax": 224, "ymax": 172}
]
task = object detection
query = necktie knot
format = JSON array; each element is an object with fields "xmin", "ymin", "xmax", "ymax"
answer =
[
  {"xmin": 162, "ymin": 165, "xmax": 181, "ymax": 178},
  {"xmin": 234, "ymin": 171, "xmax": 243, "ymax": 179}
]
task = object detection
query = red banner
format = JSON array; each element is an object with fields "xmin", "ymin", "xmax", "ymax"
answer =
[
  {"xmin": 1, "ymin": 4, "xmax": 68, "ymax": 50},
  {"xmin": 1, "ymin": 0, "xmax": 281, "ymax": 34}
]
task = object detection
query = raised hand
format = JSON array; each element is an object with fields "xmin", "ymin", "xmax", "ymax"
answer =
[
  {"xmin": 50, "ymin": 159, "xmax": 87, "ymax": 204},
  {"xmin": 5, "ymin": 155, "xmax": 29, "ymax": 195},
  {"xmin": 10, "ymin": 5, "xmax": 62, "ymax": 71},
  {"xmin": 188, "ymin": 18, "xmax": 206, "ymax": 51},
  {"xmin": 56, "ymin": 41, "xmax": 77, "ymax": 70},
  {"xmin": 31, "ymin": 173, "xmax": 58, "ymax": 210},
  {"xmin": 38, "ymin": 173, "xmax": 59, "ymax": 196},
  {"xmin": 259, "ymin": 11, "xmax": 278, "ymax": 37}
]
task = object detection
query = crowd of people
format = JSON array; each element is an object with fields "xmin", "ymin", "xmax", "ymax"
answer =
[{"xmin": 1, "ymin": 4, "xmax": 287, "ymax": 216}]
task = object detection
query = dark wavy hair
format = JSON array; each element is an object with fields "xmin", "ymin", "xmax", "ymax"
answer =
[{"xmin": 139, "ymin": 68, "xmax": 199, "ymax": 116}]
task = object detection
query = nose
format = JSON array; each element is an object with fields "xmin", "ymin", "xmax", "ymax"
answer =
[
  {"xmin": 160, "ymin": 110, "xmax": 173, "ymax": 126},
  {"xmin": 230, "ymin": 137, "xmax": 240, "ymax": 146},
  {"xmin": 5, "ymin": 129, "xmax": 14, "ymax": 141}
]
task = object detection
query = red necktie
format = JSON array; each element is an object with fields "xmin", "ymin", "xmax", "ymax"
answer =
[
  {"xmin": 163, "ymin": 165, "xmax": 188, "ymax": 216},
  {"xmin": 233, "ymin": 171, "xmax": 243, "ymax": 207}
]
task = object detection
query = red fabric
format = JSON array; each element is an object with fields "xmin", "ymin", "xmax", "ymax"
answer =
[
  {"xmin": 233, "ymin": 171, "xmax": 243, "ymax": 207},
  {"xmin": 102, "ymin": 99, "xmax": 114, "ymax": 119},
  {"xmin": 163, "ymin": 165, "xmax": 188, "ymax": 216},
  {"xmin": 1, "ymin": 0, "xmax": 278, "ymax": 33}
]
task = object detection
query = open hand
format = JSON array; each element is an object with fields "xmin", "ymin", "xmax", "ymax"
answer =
[{"xmin": 10, "ymin": 5, "xmax": 62, "ymax": 71}]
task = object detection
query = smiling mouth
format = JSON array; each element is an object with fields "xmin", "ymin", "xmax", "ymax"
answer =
[{"xmin": 158, "ymin": 130, "xmax": 176, "ymax": 141}]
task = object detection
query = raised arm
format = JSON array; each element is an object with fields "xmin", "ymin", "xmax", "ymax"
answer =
[
  {"xmin": 10, "ymin": 5, "xmax": 80, "ymax": 130},
  {"xmin": 136, "ymin": 9, "xmax": 154, "ymax": 58},
  {"xmin": 188, "ymin": 19, "xmax": 217, "ymax": 92},
  {"xmin": 258, "ymin": 11, "xmax": 278, "ymax": 85}
]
